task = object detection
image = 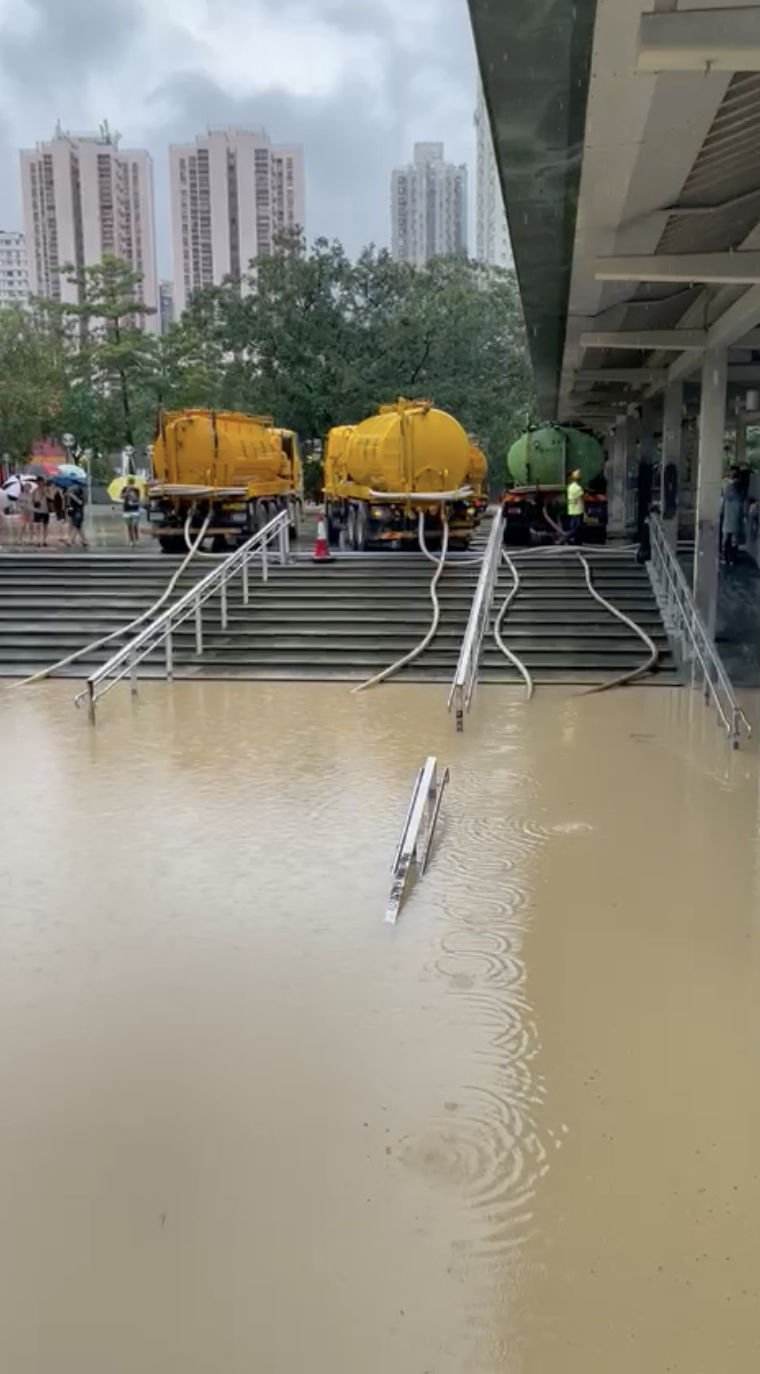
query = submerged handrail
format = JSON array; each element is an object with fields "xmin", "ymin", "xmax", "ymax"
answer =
[
  {"xmin": 448, "ymin": 508, "xmax": 504, "ymax": 730},
  {"xmin": 78, "ymin": 510, "xmax": 290, "ymax": 723},
  {"xmin": 647, "ymin": 512, "xmax": 751, "ymax": 748},
  {"xmin": 386, "ymin": 756, "xmax": 449, "ymax": 923}
]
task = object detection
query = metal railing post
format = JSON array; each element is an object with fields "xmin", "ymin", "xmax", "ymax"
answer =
[
  {"xmin": 262, "ymin": 541, "xmax": 269, "ymax": 584},
  {"xmin": 129, "ymin": 649, "xmax": 138, "ymax": 698},
  {"xmin": 88, "ymin": 680, "xmax": 96, "ymax": 726},
  {"xmin": 166, "ymin": 620, "xmax": 174, "ymax": 680},
  {"xmin": 220, "ymin": 580, "xmax": 228, "ymax": 629},
  {"xmin": 242, "ymin": 561, "xmax": 249, "ymax": 606},
  {"xmin": 195, "ymin": 599, "xmax": 203, "ymax": 656},
  {"xmin": 279, "ymin": 520, "xmax": 289, "ymax": 565}
]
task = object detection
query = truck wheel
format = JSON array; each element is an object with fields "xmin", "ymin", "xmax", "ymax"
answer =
[
  {"xmin": 325, "ymin": 502, "xmax": 340, "ymax": 545},
  {"xmin": 345, "ymin": 506, "xmax": 356, "ymax": 550},
  {"xmin": 288, "ymin": 496, "xmax": 302, "ymax": 539},
  {"xmin": 354, "ymin": 505, "xmax": 366, "ymax": 552}
]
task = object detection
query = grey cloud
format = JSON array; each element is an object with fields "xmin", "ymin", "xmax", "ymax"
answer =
[
  {"xmin": 1, "ymin": 0, "xmax": 140, "ymax": 89},
  {"xmin": 0, "ymin": 0, "xmax": 477, "ymax": 269}
]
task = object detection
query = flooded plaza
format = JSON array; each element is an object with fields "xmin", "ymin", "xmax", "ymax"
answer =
[{"xmin": 0, "ymin": 680, "xmax": 758, "ymax": 1373}]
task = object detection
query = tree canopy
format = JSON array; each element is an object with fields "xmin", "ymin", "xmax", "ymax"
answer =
[{"xmin": 0, "ymin": 234, "xmax": 535, "ymax": 483}]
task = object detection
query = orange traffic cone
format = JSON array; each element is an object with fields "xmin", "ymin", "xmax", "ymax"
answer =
[{"xmin": 312, "ymin": 515, "xmax": 333, "ymax": 563}]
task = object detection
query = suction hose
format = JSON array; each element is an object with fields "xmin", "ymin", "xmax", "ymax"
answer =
[
  {"xmin": 353, "ymin": 511, "xmax": 450, "ymax": 693},
  {"xmin": 577, "ymin": 553, "xmax": 659, "ymax": 693},
  {"xmin": 493, "ymin": 551, "xmax": 534, "ymax": 699},
  {"xmin": 11, "ymin": 511, "xmax": 212, "ymax": 689}
]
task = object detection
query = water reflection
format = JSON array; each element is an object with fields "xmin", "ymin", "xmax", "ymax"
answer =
[{"xmin": 0, "ymin": 681, "xmax": 757, "ymax": 1373}]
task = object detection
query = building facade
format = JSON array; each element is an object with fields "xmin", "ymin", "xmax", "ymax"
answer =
[
  {"xmin": 475, "ymin": 85, "xmax": 511, "ymax": 268},
  {"xmin": 391, "ymin": 143, "xmax": 468, "ymax": 267},
  {"xmin": 20, "ymin": 127, "xmax": 159, "ymax": 329},
  {"xmin": 159, "ymin": 280, "xmax": 175, "ymax": 335},
  {"xmin": 169, "ymin": 129, "xmax": 305, "ymax": 316},
  {"xmin": 0, "ymin": 230, "xmax": 29, "ymax": 308}
]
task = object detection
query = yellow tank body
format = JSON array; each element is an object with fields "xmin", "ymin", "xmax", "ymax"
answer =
[
  {"xmin": 331, "ymin": 399, "xmax": 470, "ymax": 499},
  {"xmin": 152, "ymin": 409, "xmax": 295, "ymax": 494},
  {"xmin": 149, "ymin": 409, "xmax": 303, "ymax": 551},
  {"xmin": 322, "ymin": 425, "xmax": 355, "ymax": 496},
  {"xmin": 468, "ymin": 444, "xmax": 488, "ymax": 500}
]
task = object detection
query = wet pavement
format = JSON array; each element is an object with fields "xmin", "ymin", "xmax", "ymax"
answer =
[{"xmin": 0, "ymin": 681, "xmax": 757, "ymax": 1373}]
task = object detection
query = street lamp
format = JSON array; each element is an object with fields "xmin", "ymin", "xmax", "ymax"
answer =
[
  {"xmin": 122, "ymin": 445, "xmax": 135, "ymax": 477},
  {"xmin": 62, "ymin": 432, "xmax": 75, "ymax": 464}
]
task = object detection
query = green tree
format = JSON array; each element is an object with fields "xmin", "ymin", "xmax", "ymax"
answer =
[
  {"xmin": 0, "ymin": 306, "xmax": 67, "ymax": 461},
  {"xmin": 45, "ymin": 255, "xmax": 157, "ymax": 457}
]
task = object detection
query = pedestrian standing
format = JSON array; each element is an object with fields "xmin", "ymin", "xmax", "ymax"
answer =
[
  {"xmin": 566, "ymin": 468, "xmax": 585, "ymax": 544},
  {"xmin": 32, "ymin": 478, "xmax": 51, "ymax": 547},
  {"xmin": 721, "ymin": 466, "xmax": 745, "ymax": 567},
  {"xmin": 122, "ymin": 476, "xmax": 141, "ymax": 546},
  {"xmin": 65, "ymin": 482, "xmax": 88, "ymax": 548}
]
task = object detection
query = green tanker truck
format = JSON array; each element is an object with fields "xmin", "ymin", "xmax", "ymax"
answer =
[{"xmin": 503, "ymin": 425, "xmax": 608, "ymax": 545}]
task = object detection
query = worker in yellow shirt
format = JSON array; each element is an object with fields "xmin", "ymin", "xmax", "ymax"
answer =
[{"xmin": 566, "ymin": 468, "xmax": 585, "ymax": 544}]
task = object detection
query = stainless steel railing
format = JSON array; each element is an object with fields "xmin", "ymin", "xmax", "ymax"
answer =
[
  {"xmin": 77, "ymin": 510, "xmax": 290, "ymax": 723},
  {"xmin": 386, "ymin": 756, "xmax": 450, "ymax": 923},
  {"xmin": 647, "ymin": 512, "xmax": 751, "ymax": 748},
  {"xmin": 448, "ymin": 508, "xmax": 504, "ymax": 730}
]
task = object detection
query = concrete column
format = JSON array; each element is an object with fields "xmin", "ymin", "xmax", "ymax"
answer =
[
  {"xmin": 660, "ymin": 380, "xmax": 684, "ymax": 548},
  {"xmin": 637, "ymin": 400, "xmax": 657, "ymax": 539},
  {"xmin": 694, "ymin": 348, "xmax": 728, "ymax": 640},
  {"xmin": 609, "ymin": 414, "xmax": 628, "ymax": 536}
]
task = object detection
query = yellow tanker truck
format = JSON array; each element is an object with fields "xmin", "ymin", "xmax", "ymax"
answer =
[
  {"xmin": 148, "ymin": 409, "xmax": 304, "ymax": 553},
  {"xmin": 322, "ymin": 398, "xmax": 482, "ymax": 550}
]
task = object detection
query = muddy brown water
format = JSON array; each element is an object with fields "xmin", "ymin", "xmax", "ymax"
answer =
[{"xmin": 0, "ymin": 681, "xmax": 758, "ymax": 1373}]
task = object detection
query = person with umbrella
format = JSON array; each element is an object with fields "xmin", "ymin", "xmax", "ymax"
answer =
[{"xmin": 120, "ymin": 475, "xmax": 142, "ymax": 547}]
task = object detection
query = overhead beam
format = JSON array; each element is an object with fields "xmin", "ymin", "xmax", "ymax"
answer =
[
  {"xmin": 595, "ymin": 253, "xmax": 760, "ymax": 285},
  {"xmin": 667, "ymin": 285, "xmax": 760, "ymax": 386},
  {"xmin": 638, "ymin": 7, "xmax": 760, "ymax": 74},
  {"xmin": 575, "ymin": 369, "xmax": 668, "ymax": 385},
  {"xmin": 579, "ymin": 330, "xmax": 707, "ymax": 351}
]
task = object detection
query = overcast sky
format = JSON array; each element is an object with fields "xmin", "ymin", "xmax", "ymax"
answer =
[{"xmin": 0, "ymin": 0, "xmax": 479, "ymax": 276}]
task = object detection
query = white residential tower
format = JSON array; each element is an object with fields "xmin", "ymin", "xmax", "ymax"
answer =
[
  {"xmin": 0, "ymin": 230, "xmax": 29, "ymax": 307},
  {"xmin": 475, "ymin": 85, "xmax": 511, "ymax": 268},
  {"xmin": 391, "ymin": 143, "xmax": 468, "ymax": 267},
  {"xmin": 20, "ymin": 125, "xmax": 159, "ymax": 328},
  {"xmin": 169, "ymin": 128, "xmax": 305, "ymax": 316}
]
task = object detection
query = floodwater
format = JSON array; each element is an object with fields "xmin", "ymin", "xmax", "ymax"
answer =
[{"xmin": 0, "ymin": 681, "xmax": 758, "ymax": 1374}]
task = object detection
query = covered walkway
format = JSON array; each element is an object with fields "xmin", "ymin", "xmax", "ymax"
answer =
[{"xmin": 470, "ymin": 0, "xmax": 760, "ymax": 658}]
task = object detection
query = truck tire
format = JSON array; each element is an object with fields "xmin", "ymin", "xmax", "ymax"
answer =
[
  {"xmin": 354, "ymin": 505, "xmax": 366, "ymax": 552},
  {"xmin": 325, "ymin": 502, "xmax": 340, "ymax": 546},
  {"xmin": 345, "ymin": 505, "xmax": 356, "ymax": 551}
]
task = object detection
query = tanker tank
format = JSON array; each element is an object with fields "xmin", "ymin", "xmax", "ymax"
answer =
[
  {"xmin": 323, "ymin": 398, "xmax": 481, "ymax": 551},
  {"xmin": 503, "ymin": 424, "xmax": 608, "ymax": 546}
]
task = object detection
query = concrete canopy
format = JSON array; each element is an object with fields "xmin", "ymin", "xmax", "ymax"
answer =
[{"xmin": 468, "ymin": 0, "xmax": 760, "ymax": 426}]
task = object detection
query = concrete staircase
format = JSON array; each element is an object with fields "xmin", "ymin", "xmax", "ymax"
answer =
[
  {"xmin": 480, "ymin": 552, "xmax": 677, "ymax": 684},
  {"xmin": 0, "ymin": 552, "xmax": 479, "ymax": 682},
  {"xmin": 0, "ymin": 548, "xmax": 677, "ymax": 686}
]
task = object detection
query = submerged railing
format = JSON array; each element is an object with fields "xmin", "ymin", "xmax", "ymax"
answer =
[
  {"xmin": 448, "ymin": 509, "xmax": 504, "ymax": 730},
  {"xmin": 386, "ymin": 757, "xmax": 449, "ymax": 923},
  {"xmin": 78, "ymin": 510, "xmax": 290, "ymax": 723},
  {"xmin": 647, "ymin": 512, "xmax": 751, "ymax": 749}
]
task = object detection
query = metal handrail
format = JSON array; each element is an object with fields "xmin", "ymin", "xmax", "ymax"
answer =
[
  {"xmin": 448, "ymin": 508, "xmax": 504, "ymax": 730},
  {"xmin": 386, "ymin": 757, "xmax": 449, "ymax": 924},
  {"xmin": 78, "ymin": 510, "xmax": 290, "ymax": 723},
  {"xmin": 647, "ymin": 512, "xmax": 751, "ymax": 748}
]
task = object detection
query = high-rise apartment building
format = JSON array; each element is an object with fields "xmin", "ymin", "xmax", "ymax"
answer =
[
  {"xmin": 475, "ymin": 85, "xmax": 511, "ymax": 268},
  {"xmin": 169, "ymin": 129, "xmax": 305, "ymax": 316},
  {"xmin": 20, "ymin": 126, "xmax": 159, "ymax": 329},
  {"xmin": 159, "ymin": 280, "xmax": 175, "ymax": 335},
  {"xmin": 0, "ymin": 230, "xmax": 29, "ymax": 308},
  {"xmin": 391, "ymin": 143, "xmax": 467, "ymax": 267}
]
